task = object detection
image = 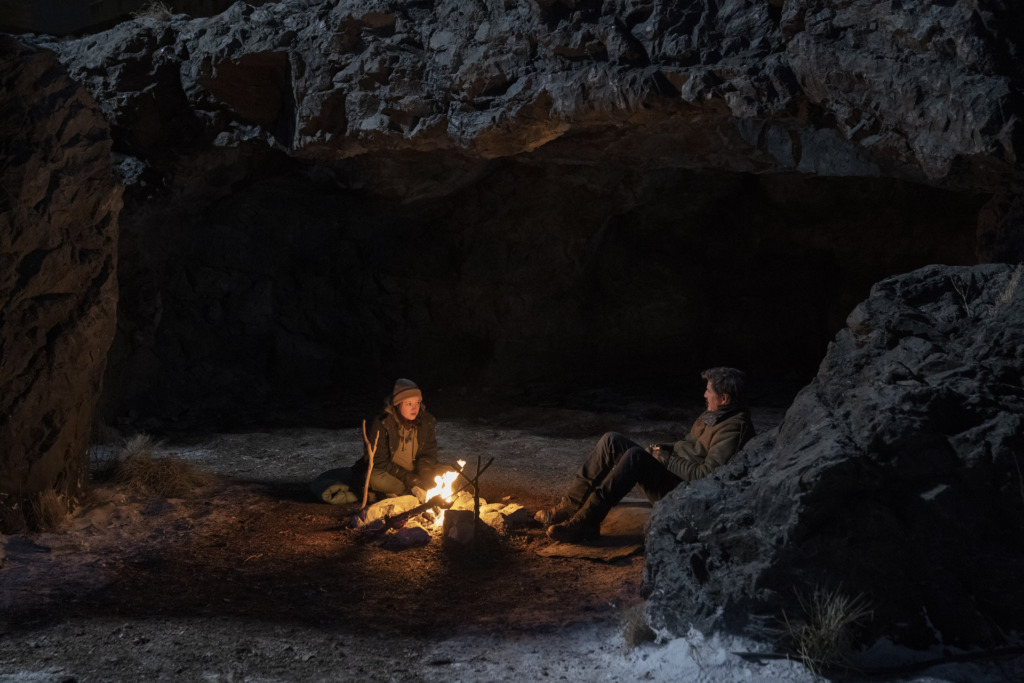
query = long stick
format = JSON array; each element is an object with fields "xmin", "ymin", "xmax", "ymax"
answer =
[
  {"xmin": 361, "ymin": 420, "xmax": 379, "ymax": 509},
  {"xmin": 473, "ymin": 454, "xmax": 482, "ymax": 541}
]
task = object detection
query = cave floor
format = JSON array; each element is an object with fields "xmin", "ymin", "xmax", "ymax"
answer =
[{"xmin": 0, "ymin": 397, "xmax": 791, "ymax": 681}]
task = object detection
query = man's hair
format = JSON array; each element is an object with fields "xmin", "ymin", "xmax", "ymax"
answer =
[{"xmin": 701, "ymin": 367, "xmax": 747, "ymax": 405}]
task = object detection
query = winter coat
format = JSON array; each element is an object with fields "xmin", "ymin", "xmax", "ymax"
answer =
[
  {"xmin": 661, "ymin": 406, "xmax": 755, "ymax": 483},
  {"xmin": 354, "ymin": 404, "xmax": 440, "ymax": 488}
]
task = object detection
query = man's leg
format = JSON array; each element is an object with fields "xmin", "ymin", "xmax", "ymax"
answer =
[
  {"xmin": 576, "ymin": 432, "xmax": 644, "ymax": 488},
  {"xmin": 636, "ymin": 460, "xmax": 683, "ymax": 503},
  {"xmin": 536, "ymin": 432, "xmax": 640, "ymax": 525},
  {"xmin": 548, "ymin": 445, "xmax": 663, "ymax": 542}
]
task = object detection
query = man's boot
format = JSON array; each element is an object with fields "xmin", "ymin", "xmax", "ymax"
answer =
[
  {"xmin": 535, "ymin": 476, "xmax": 592, "ymax": 526},
  {"xmin": 546, "ymin": 493, "xmax": 609, "ymax": 543}
]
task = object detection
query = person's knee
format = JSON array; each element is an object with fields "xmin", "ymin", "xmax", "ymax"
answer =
[
  {"xmin": 623, "ymin": 446, "xmax": 656, "ymax": 469},
  {"xmin": 626, "ymin": 445, "xmax": 645, "ymax": 458},
  {"xmin": 600, "ymin": 431, "xmax": 628, "ymax": 448}
]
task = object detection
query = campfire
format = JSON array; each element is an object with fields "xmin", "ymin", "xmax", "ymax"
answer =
[
  {"xmin": 349, "ymin": 456, "xmax": 531, "ymax": 549},
  {"xmin": 421, "ymin": 459, "xmax": 467, "ymax": 527}
]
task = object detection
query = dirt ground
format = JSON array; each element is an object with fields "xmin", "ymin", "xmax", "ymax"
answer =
[{"xmin": 0, "ymin": 393, "xmax": 788, "ymax": 682}]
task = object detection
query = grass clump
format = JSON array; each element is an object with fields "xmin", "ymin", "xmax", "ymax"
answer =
[
  {"xmin": 782, "ymin": 586, "xmax": 873, "ymax": 676},
  {"xmin": 112, "ymin": 434, "xmax": 214, "ymax": 497},
  {"xmin": 28, "ymin": 488, "xmax": 72, "ymax": 532},
  {"xmin": 620, "ymin": 603, "xmax": 656, "ymax": 649},
  {"xmin": 995, "ymin": 263, "xmax": 1022, "ymax": 309},
  {"xmin": 132, "ymin": 2, "xmax": 174, "ymax": 20}
]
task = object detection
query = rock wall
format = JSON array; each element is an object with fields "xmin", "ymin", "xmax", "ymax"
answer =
[
  {"xmin": 21, "ymin": 0, "xmax": 1024, "ymax": 426},
  {"xmin": 104, "ymin": 157, "xmax": 980, "ymax": 428},
  {"xmin": 43, "ymin": 0, "xmax": 1024, "ymax": 189},
  {"xmin": 0, "ymin": 36, "xmax": 121, "ymax": 530},
  {"xmin": 644, "ymin": 263, "xmax": 1024, "ymax": 650}
]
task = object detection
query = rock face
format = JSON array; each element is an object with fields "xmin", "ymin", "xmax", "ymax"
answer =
[
  {"xmin": 0, "ymin": 37, "xmax": 121, "ymax": 530},
  {"xmin": 644, "ymin": 263, "xmax": 1024, "ymax": 650},
  {"xmin": 43, "ymin": 0, "xmax": 1024, "ymax": 189},
  {"xmin": 21, "ymin": 0, "xmax": 1024, "ymax": 426}
]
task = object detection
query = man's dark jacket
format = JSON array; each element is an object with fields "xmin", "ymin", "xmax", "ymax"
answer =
[{"xmin": 661, "ymin": 406, "xmax": 755, "ymax": 482}]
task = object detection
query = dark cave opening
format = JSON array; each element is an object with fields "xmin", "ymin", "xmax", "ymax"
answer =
[{"xmin": 101, "ymin": 151, "xmax": 984, "ymax": 431}]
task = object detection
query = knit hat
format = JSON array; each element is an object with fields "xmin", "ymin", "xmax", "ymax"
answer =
[{"xmin": 391, "ymin": 378, "xmax": 422, "ymax": 405}]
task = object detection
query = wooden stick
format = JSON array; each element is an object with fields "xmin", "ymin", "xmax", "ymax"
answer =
[
  {"xmin": 361, "ymin": 420, "xmax": 379, "ymax": 509},
  {"xmin": 473, "ymin": 454, "xmax": 482, "ymax": 541}
]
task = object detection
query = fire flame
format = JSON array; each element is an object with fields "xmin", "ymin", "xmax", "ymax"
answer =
[{"xmin": 424, "ymin": 459, "xmax": 466, "ymax": 527}]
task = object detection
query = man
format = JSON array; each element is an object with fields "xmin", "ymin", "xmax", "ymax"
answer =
[{"xmin": 538, "ymin": 367, "xmax": 755, "ymax": 543}]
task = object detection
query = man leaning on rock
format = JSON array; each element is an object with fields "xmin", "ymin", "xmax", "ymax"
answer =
[{"xmin": 537, "ymin": 367, "xmax": 756, "ymax": 543}]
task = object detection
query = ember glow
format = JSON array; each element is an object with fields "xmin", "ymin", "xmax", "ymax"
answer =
[{"xmin": 424, "ymin": 459, "xmax": 467, "ymax": 526}]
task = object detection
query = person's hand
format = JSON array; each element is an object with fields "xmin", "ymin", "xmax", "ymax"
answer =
[
  {"xmin": 648, "ymin": 445, "xmax": 668, "ymax": 465},
  {"xmin": 403, "ymin": 470, "xmax": 422, "ymax": 490}
]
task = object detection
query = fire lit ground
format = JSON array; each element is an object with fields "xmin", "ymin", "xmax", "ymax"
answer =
[
  {"xmin": 6, "ymin": 394, "xmax": 1024, "ymax": 681},
  {"xmin": 1, "ymin": 394, "xmax": 796, "ymax": 681}
]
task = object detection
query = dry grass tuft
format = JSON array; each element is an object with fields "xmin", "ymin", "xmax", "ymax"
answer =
[
  {"xmin": 996, "ymin": 263, "xmax": 1022, "ymax": 309},
  {"xmin": 29, "ymin": 489, "xmax": 72, "ymax": 532},
  {"xmin": 116, "ymin": 453, "xmax": 214, "ymax": 497},
  {"xmin": 112, "ymin": 433, "xmax": 214, "ymax": 497},
  {"xmin": 120, "ymin": 433, "xmax": 160, "ymax": 459},
  {"xmin": 782, "ymin": 586, "xmax": 873, "ymax": 676},
  {"xmin": 620, "ymin": 603, "xmax": 656, "ymax": 649},
  {"xmin": 131, "ymin": 1, "xmax": 174, "ymax": 20}
]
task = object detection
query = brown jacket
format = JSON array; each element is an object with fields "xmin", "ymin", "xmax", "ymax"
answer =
[{"xmin": 662, "ymin": 407, "xmax": 755, "ymax": 482}]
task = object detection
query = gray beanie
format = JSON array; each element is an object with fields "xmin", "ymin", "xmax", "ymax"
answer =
[{"xmin": 391, "ymin": 378, "xmax": 422, "ymax": 405}]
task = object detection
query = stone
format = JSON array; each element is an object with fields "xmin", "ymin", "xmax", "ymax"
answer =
[
  {"xmin": 348, "ymin": 494, "xmax": 419, "ymax": 528},
  {"xmin": 0, "ymin": 36, "xmax": 121, "ymax": 532},
  {"xmin": 380, "ymin": 520, "xmax": 431, "ymax": 550},
  {"xmin": 644, "ymin": 263, "xmax": 1024, "ymax": 651},
  {"xmin": 449, "ymin": 491, "xmax": 481, "ymax": 512},
  {"xmin": 480, "ymin": 502, "xmax": 533, "ymax": 535},
  {"xmin": 442, "ymin": 509, "xmax": 476, "ymax": 546}
]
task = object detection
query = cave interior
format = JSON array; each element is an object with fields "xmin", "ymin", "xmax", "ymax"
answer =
[{"xmin": 104, "ymin": 139, "xmax": 983, "ymax": 431}]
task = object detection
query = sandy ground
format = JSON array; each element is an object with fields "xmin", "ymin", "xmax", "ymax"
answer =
[
  {"xmin": 11, "ymin": 395, "xmax": 1017, "ymax": 682},
  {"xmin": 1, "ymin": 394, "xmax": 795, "ymax": 682}
]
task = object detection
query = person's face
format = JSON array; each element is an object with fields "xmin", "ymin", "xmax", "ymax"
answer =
[
  {"xmin": 704, "ymin": 381, "xmax": 730, "ymax": 412},
  {"xmin": 398, "ymin": 398, "xmax": 421, "ymax": 421}
]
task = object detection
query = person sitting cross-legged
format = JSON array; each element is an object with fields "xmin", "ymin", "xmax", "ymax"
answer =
[{"xmin": 355, "ymin": 378, "xmax": 445, "ymax": 499}]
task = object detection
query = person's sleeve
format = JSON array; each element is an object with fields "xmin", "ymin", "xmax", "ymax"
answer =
[
  {"xmin": 663, "ymin": 419, "xmax": 749, "ymax": 482},
  {"xmin": 366, "ymin": 417, "xmax": 391, "ymax": 474}
]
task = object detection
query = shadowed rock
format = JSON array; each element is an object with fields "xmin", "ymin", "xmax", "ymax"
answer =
[
  {"xmin": 644, "ymin": 263, "xmax": 1024, "ymax": 650},
  {"xmin": 0, "ymin": 36, "xmax": 121, "ymax": 531}
]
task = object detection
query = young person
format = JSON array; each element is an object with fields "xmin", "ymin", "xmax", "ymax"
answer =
[{"xmin": 355, "ymin": 378, "xmax": 443, "ymax": 499}]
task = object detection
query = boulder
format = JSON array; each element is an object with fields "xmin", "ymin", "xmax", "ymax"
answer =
[
  {"xmin": 0, "ymin": 36, "xmax": 121, "ymax": 531},
  {"xmin": 644, "ymin": 263, "xmax": 1024, "ymax": 650}
]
